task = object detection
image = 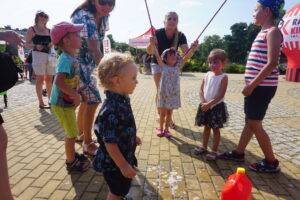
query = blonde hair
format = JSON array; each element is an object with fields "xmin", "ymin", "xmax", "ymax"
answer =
[
  {"xmin": 208, "ymin": 49, "xmax": 227, "ymax": 63},
  {"xmin": 97, "ymin": 52, "xmax": 135, "ymax": 89},
  {"xmin": 164, "ymin": 12, "xmax": 180, "ymax": 49}
]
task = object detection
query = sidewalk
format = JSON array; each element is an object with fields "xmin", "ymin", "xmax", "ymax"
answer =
[{"xmin": 2, "ymin": 73, "xmax": 300, "ymax": 200}]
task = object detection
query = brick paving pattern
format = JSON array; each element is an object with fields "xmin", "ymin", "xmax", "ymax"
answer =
[{"xmin": 1, "ymin": 73, "xmax": 300, "ymax": 200}]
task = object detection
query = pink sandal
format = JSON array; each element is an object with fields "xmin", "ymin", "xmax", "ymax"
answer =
[
  {"xmin": 156, "ymin": 128, "xmax": 164, "ymax": 137},
  {"xmin": 164, "ymin": 130, "xmax": 172, "ymax": 138}
]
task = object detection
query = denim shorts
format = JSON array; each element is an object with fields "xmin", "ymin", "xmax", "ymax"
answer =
[
  {"xmin": 244, "ymin": 86, "xmax": 277, "ymax": 120},
  {"xmin": 151, "ymin": 63, "xmax": 162, "ymax": 74}
]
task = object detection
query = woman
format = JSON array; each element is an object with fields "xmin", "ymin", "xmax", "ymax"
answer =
[
  {"xmin": 25, "ymin": 11, "xmax": 53, "ymax": 109},
  {"xmin": 71, "ymin": 0, "xmax": 115, "ymax": 156},
  {"xmin": 147, "ymin": 11, "xmax": 198, "ymax": 128}
]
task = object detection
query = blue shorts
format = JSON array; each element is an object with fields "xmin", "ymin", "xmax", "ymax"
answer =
[
  {"xmin": 151, "ymin": 63, "xmax": 162, "ymax": 74},
  {"xmin": 244, "ymin": 86, "xmax": 277, "ymax": 120}
]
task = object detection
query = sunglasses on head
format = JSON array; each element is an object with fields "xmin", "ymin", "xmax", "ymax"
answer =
[
  {"xmin": 98, "ymin": 0, "xmax": 115, "ymax": 6},
  {"xmin": 36, "ymin": 11, "xmax": 48, "ymax": 19}
]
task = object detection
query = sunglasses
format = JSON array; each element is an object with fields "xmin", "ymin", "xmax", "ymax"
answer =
[
  {"xmin": 98, "ymin": 0, "xmax": 115, "ymax": 6},
  {"xmin": 36, "ymin": 11, "xmax": 48, "ymax": 19}
]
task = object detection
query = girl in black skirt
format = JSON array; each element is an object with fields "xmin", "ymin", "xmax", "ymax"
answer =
[{"xmin": 195, "ymin": 49, "xmax": 229, "ymax": 160}]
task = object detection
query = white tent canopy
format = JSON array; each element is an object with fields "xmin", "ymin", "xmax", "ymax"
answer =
[{"xmin": 128, "ymin": 26, "xmax": 156, "ymax": 49}]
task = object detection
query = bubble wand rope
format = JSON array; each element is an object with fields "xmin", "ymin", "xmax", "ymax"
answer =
[
  {"xmin": 184, "ymin": 0, "xmax": 228, "ymax": 56},
  {"xmin": 144, "ymin": 0, "xmax": 155, "ymax": 36}
]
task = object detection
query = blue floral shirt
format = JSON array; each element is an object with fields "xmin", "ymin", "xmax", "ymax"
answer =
[
  {"xmin": 93, "ymin": 91, "xmax": 137, "ymax": 172},
  {"xmin": 72, "ymin": 9, "xmax": 109, "ymax": 66}
]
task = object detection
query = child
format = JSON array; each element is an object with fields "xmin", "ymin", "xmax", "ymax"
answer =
[
  {"xmin": 93, "ymin": 53, "xmax": 142, "ymax": 200},
  {"xmin": 194, "ymin": 49, "xmax": 229, "ymax": 161},
  {"xmin": 153, "ymin": 41, "xmax": 198, "ymax": 138},
  {"xmin": 50, "ymin": 21, "xmax": 89, "ymax": 172},
  {"xmin": 219, "ymin": 0, "xmax": 284, "ymax": 173}
]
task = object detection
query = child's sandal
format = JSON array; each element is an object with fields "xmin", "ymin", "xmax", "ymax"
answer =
[
  {"xmin": 75, "ymin": 152, "xmax": 89, "ymax": 162},
  {"xmin": 66, "ymin": 158, "xmax": 90, "ymax": 172},
  {"xmin": 164, "ymin": 130, "xmax": 172, "ymax": 138},
  {"xmin": 206, "ymin": 151, "xmax": 221, "ymax": 161},
  {"xmin": 194, "ymin": 147, "xmax": 207, "ymax": 155},
  {"xmin": 156, "ymin": 128, "xmax": 164, "ymax": 137},
  {"xmin": 169, "ymin": 122, "xmax": 176, "ymax": 129}
]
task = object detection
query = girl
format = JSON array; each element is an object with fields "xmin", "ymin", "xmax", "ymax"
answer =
[
  {"xmin": 153, "ymin": 42, "xmax": 198, "ymax": 138},
  {"xmin": 195, "ymin": 49, "xmax": 228, "ymax": 161},
  {"xmin": 219, "ymin": 0, "xmax": 284, "ymax": 173},
  {"xmin": 147, "ymin": 11, "xmax": 190, "ymax": 129}
]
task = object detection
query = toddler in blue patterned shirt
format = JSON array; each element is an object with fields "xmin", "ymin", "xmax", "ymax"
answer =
[{"xmin": 93, "ymin": 52, "xmax": 142, "ymax": 200}]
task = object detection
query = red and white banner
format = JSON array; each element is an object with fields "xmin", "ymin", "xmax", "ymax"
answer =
[{"xmin": 103, "ymin": 36, "xmax": 111, "ymax": 55}]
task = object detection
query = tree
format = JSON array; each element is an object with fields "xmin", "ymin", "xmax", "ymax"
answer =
[{"xmin": 224, "ymin": 22, "xmax": 249, "ymax": 64}]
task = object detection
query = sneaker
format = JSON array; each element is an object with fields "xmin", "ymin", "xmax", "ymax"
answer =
[
  {"xmin": 218, "ymin": 150, "xmax": 245, "ymax": 162},
  {"xmin": 249, "ymin": 159, "xmax": 280, "ymax": 173}
]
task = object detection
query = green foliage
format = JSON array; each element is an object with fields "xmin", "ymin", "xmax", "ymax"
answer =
[
  {"xmin": 0, "ymin": 44, "xmax": 5, "ymax": 52},
  {"xmin": 224, "ymin": 63, "xmax": 245, "ymax": 73}
]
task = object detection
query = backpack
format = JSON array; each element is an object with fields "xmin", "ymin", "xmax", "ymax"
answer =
[{"xmin": 0, "ymin": 52, "xmax": 18, "ymax": 93}]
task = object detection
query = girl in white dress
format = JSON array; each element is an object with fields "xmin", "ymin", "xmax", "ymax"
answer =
[{"xmin": 195, "ymin": 49, "xmax": 229, "ymax": 160}]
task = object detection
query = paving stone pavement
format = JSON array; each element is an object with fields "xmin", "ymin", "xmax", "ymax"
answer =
[{"xmin": 1, "ymin": 73, "xmax": 300, "ymax": 200}]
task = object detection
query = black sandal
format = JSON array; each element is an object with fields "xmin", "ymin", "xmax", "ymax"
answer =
[
  {"xmin": 66, "ymin": 158, "xmax": 90, "ymax": 172},
  {"xmin": 75, "ymin": 152, "xmax": 89, "ymax": 162}
]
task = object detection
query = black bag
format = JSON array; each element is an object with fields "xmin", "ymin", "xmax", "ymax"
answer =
[{"xmin": 0, "ymin": 52, "xmax": 18, "ymax": 93}]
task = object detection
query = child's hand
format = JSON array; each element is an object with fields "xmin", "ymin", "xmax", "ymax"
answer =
[
  {"xmin": 150, "ymin": 36, "xmax": 157, "ymax": 46},
  {"xmin": 136, "ymin": 136, "xmax": 142, "ymax": 146},
  {"xmin": 120, "ymin": 163, "xmax": 136, "ymax": 178},
  {"xmin": 201, "ymin": 103, "xmax": 211, "ymax": 112},
  {"xmin": 242, "ymin": 85, "xmax": 255, "ymax": 96}
]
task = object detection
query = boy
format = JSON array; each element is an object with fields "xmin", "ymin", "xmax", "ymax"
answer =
[
  {"xmin": 50, "ymin": 22, "xmax": 89, "ymax": 172},
  {"xmin": 93, "ymin": 53, "xmax": 142, "ymax": 200}
]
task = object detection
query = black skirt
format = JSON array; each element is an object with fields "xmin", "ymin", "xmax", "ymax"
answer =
[
  {"xmin": 0, "ymin": 114, "xmax": 3, "ymax": 124},
  {"xmin": 195, "ymin": 102, "xmax": 228, "ymax": 129}
]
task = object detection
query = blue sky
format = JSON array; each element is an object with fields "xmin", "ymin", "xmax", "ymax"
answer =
[{"xmin": 0, "ymin": 0, "xmax": 299, "ymax": 44}]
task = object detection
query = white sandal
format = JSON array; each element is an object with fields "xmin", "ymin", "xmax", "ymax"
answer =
[
  {"xmin": 206, "ymin": 151, "xmax": 221, "ymax": 161},
  {"xmin": 75, "ymin": 133, "xmax": 84, "ymax": 143},
  {"xmin": 82, "ymin": 141, "xmax": 98, "ymax": 157},
  {"xmin": 194, "ymin": 147, "xmax": 207, "ymax": 155}
]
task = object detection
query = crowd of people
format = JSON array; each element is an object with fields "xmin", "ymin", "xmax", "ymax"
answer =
[{"xmin": 0, "ymin": 0, "xmax": 285, "ymax": 199}]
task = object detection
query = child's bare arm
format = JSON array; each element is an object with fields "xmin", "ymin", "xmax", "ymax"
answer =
[
  {"xmin": 243, "ymin": 28, "xmax": 281, "ymax": 96},
  {"xmin": 105, "ymin": 143, "xmax": 136, "ymax": 178},
  {"xmin": 180, "ymin": 40, "xmax": 198, "ymax": 68},
  {"xmin": 205, "ymin": 75, "xmax": 228, "ymax": 108},
  {"xmin": 55, "ymin": 73, "xmax": 80, "ymax": 106},
  {"xmin": 199, "ymin": 79, "xmax": 206, "ymax": 103}
]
